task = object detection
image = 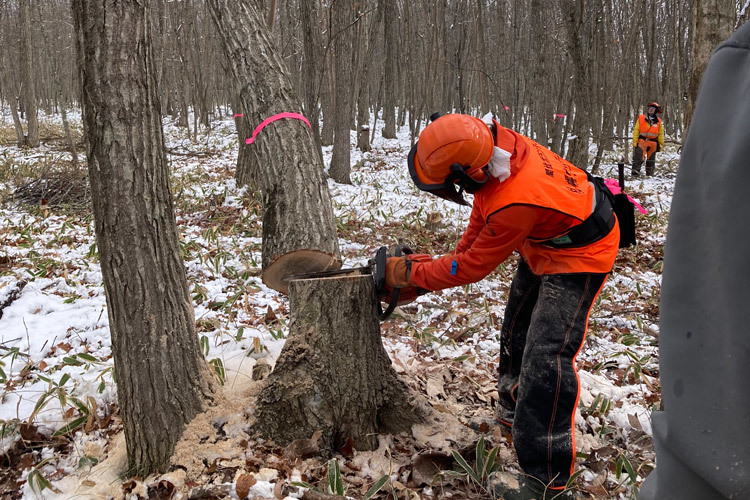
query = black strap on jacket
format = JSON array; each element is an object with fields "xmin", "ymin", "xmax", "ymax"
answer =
[{"xmin": 542, "ymin": 176, "xmax": 616, "ymax": 249}]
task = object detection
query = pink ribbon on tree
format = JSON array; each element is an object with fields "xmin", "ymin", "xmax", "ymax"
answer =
[
  {"xmin": 245, "ymin": 112, "xmax": 311, "ymax": 144},
  {"xmin": 605, "ymin": 178, "xmax": 647, "ymax": 214},
  {"xmin": 233, "ymin": 113, "xmax": 244, "ymax": 118}
]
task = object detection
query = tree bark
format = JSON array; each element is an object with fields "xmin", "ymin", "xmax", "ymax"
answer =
[
  {"xmin": 381, "ymin": 0, "xmax": 397, "ymax": 139},
  {"xmin": 36, "ymin": 0, "xmax": 78, "ymax": 166},
  {"xmin": 684, "ymin": 0, "xmax": 735, "ymax": 129},
  {"xmin": 329, "ymin": 0, "xmax": 354, "ymax": 184},
  {"xmin": 253, "ymin": 275, "xmax": 424, "ymax": 451},
  {"xmin": 300, "ymin": 0, "xmax": 324, "ymax": 164},
  {"xmin": 71, "ymin": 0, "xmax": 214, "ymax": 476},
  {"xmin": 18, "ymin": 0, "xmax": 39, "ymax": 148},
  {"xmin": 206, "ymin": 0, "xmax": 341, "ymax": 294}
]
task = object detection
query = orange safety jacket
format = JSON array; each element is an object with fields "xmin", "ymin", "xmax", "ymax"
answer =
[
  {"xmin": 409, "ymin": 123, "xmax": 619, "ymax": 292},
  {"xmin": 632, "ymin": 114, "xmax": 664, "ymax": 149}
]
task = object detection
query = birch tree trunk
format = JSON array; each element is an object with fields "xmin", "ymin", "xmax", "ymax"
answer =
[
  {"xmin": 71, "ymin": 0, "xmax": 214, "ymax": 476},
  {"xmin": 253, "ymin": 275, "xmax": 424, "ymax": 451},
  {"xmin": 206, "ymin": 0, "xmax": 341, "ymax": 293}
]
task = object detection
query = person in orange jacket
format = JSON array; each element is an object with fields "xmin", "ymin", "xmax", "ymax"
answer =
[
  {"xmin": 632, "ymin": 101, "xmax": 664, "ymax": 177},
  {"xmin": 385, "ymin": 113, "xmax": 619, "ymax": 499}
]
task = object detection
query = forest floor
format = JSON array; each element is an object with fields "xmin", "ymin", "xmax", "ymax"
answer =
[{"xmin": 0, "ymin": 111, "xmax": 679, "ymax": 499}]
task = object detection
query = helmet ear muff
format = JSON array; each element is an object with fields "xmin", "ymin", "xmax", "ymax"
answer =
[
  {"xmin": 445, "ymin": 163, "xmax": 490, "ymax": 194},
  {"xmin": 407, "ymin": 143, "xmax": 471, "ymax": 205}
]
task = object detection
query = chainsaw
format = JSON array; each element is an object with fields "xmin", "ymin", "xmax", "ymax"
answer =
[{"xmin": 283, "ymin": 245, "xmax": 427, "ymax": 320}]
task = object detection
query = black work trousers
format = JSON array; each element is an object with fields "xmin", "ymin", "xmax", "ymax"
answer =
[
  {"xmin": 497, "ymin": 260, "xmax": 608, "ymax": 488},
  {"xmin": 632, "ymin": 145, "xmax": 657, "ymax": 176}
]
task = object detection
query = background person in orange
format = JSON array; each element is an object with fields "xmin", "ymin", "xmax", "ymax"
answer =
[
  {"xmin": 631, "ymin": 101, "xmax": 664, "ymax": 177},
  {"xmin": 385, "ymin": 113, "xmax": 619, "ymax": 499}
]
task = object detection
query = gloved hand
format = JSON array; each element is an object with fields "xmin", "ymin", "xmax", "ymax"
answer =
[
  {"xmin": 385, "ymin": 253, "xmax": 432, "ymax": 288},
  {"xmin": 386, "ymin": 257, "xmax": 410, "ymax": 288}
]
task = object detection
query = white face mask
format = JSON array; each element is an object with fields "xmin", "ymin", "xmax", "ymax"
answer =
[{"xmin": 487, "ymin": 146, "xmax": 512, "ymax": 182}]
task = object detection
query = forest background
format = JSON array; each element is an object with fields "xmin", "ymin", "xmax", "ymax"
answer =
[{"xmin": 1, "ymin": 0, "xmax": 749, "ymax": 499}]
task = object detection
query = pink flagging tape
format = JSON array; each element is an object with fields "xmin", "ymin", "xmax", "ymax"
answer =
[
  {"xmin": 504, "ymin": 106, "xmax": 510, "ymax": 110},
  {"xmin": 234, "ymin": 113, "xmax": 244, "ymax": 118},
  {"xmin": 605, "ymin": 178, "xmax": 647, "ymax": 214},
  {"xmin": 553, "ymin": 113, "xmax": 567, "ymax": 119},
  {"xmin": 245, "ymin": 112, "xmax": 311, "ymax": 144}
]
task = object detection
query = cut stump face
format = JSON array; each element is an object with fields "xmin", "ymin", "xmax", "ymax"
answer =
[{"xmin": 262, "ymin": 249, "xmax": 342, "ymax": 294}]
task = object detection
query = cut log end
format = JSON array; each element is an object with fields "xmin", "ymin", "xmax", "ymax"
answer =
[{"xmin": 262, "ymin": 249, "xmax": 341, "ymax": 294}]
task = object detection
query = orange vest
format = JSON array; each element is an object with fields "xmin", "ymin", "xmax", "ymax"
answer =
[
  {"xmin": 476, "ymin": 126, "xmax": 619, "ymax": 274},
  {"xmin": 475, "ymin": 134, "xmax": 593, "ymax": 225},
  {"xmin": 638, "ymin": 115, "xmax": 661, "ymax": 140}
]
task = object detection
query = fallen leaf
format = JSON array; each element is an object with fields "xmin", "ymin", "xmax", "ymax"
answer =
[
  {"xmin": 236, "ymin": 473, "xmax": 257, "ymax": 499},
  {"xmin": 411, "ymin": 453, "xmax": 453, "ymax": 486},
  {"xmin": 147, "ymin": 479, "xmax": 175, "ymax": 499},
  {"xmin": 284, "ymin": 429, "xmax": 323, "ymax": 461},
  {"xmin": 627, "ymin": 413, "xmax": 643, "ymax": 431},
  {"xmin": 338, "ymin": 437, "xmax": 355, "ymax": 459},
  {"xmin": 264, "ymin": 305, "xmax": 278, "ymax": 324},
  {"xmin": 425, "ymin": 376, "xmax": 444, "ymax": 398},
  {"xmin": 274, "ymin": 480, "xmax": 284, "ymax": 499}
]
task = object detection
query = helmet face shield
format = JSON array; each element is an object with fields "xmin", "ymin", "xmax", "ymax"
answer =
[
  {"xmin": 408, "ymin": 143, "xmax": 471, "ymax": 206},
  {"xmin": 647, "ymin": 101, "xmax": 662, "ymax": 113}
]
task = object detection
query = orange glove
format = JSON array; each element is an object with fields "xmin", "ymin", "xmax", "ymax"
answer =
[
  {"xmin": 386, "ymin": 257, "xmax": 410, "ymax": 288},
  {"xmin": 385, "ymin": 253, "xmax": 432, "ymax": 288}
]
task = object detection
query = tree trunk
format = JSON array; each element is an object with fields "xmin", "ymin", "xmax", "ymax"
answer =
[
  {"xmin": 18, "ymin": 0, "xmax": 39, "ymax": 148},
  {"xmin": 36, "ymin": 1, "xmax": 78, "ymax": 166},
  {"xmin": 329, "ymin": 0, "xmax": 353, "ymax": 184},
  {"xmin": 206, "ymin": 0, "xmax": 341, "ymax": 294},
  {"xmin": 381, "ymin": 0, "xmax": 397, "ymax": 139},
  {"xmin": 684, "ymin": 0, "xmax": 735, "ymax": 129},
  {"xmin": 231, "ymin": 93, "xmax": 260, "ymax": 190},
  {"xmin": 300, "ymin": 0, "xmax": 324, "ymax": 164},
  {"xmin": 71, "ymin": 0, "xmax": 215, "ymax": 476},
  {"xmin": 560, "ymin": 0, "xmax": 593, "ymax": 170},
  {"xmin": 253, "ymin": 275, "xmax": 424, "ymax": 451}
]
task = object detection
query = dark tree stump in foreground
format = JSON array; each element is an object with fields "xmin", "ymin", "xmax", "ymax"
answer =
[{"xmin": 253, "ymin": 275, "xmax": 423, "ymax": 451}]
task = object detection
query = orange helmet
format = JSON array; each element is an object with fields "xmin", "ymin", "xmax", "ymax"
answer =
[
  {"xmin": 647, "ymin": 101, "xmax": 662, "ymax": 114},
  {"xmin": 407, "ymin": 114, "xmax": 494, "ymax": 205}
]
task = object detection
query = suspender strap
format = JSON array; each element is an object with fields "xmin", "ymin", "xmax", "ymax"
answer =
[{"xmin": 542, "ymin": 176, "xmax": 616, "ymax": 249}]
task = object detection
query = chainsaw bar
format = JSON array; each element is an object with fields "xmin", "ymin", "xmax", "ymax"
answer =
[{"xmin": 282, "ymin": 266, "xmax": 371, "ymax": 281}]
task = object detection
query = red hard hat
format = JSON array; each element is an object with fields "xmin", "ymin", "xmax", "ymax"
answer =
[{"xmin": 647, "ymin": 101, "xmax": 662, "ymax": 114}]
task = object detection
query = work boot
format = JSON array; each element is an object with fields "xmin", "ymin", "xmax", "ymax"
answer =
[{"xmin": 487, "ymin": 472, "xmax": 579, "ymax": 500}]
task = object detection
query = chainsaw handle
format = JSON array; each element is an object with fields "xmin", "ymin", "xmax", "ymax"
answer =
[{"xmin": 379, "ymin": 246, "xmax": 401, "ymax": 320}]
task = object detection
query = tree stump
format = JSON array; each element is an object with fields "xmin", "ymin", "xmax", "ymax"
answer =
[{"xmin": 252, "ymin": 275, "xmax": 423, "ymax": 451}]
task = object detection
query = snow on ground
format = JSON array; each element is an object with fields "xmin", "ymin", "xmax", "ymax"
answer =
[{"xmin": 0, "ymin": 110, "xmax": 677, "ymax": 499}]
